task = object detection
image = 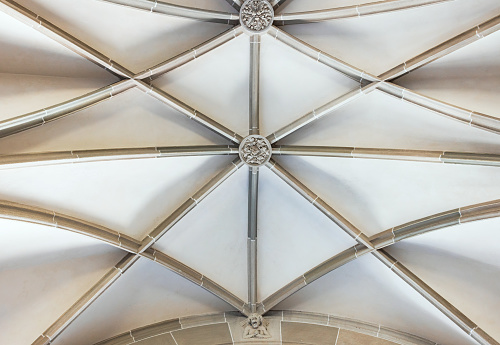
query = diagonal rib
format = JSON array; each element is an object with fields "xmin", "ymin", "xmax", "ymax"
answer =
[
  {"xmin": 377, "ymin": 82, "xmax": 500, "ymax": 134},
  {"xmin": 98, "ymin": 0, "xmax": 239, "ymax": 24},
  {"xmin": 249, "ymin": 34, "xmax": 261, "ymax": 135},
  {"xmin": 374, "ymin": 250, "xmax": 500, "ymax": 345},
  {"xmin": 142, "ymin": 248, "xmax": 249, "ymax": 315},
  {"xmin": 138, "ymin": 157, "xmax": 244, "ymax": 252},
  {"xmin": 0, "ymin": 80, "xmax": 135, "ymax": 139},
  {"xmin": 266, "ymin": 83, "xmax": 379, "ymax": 144},
  {"xmin": 134, "ymin": 26, "xmax": 244, "ymax": 80},
  {"xmin": 0, "ymin": 0, "xmax": 134, "ymax": 78},
  {"xmin": 0, "ymin": 145, "xmax": 239, "ymax": 170},
  {"xmin": 274, "ymin": 145, "xmax": 500, "ymax": 167},
  {"xmin": 265, "ymin": 14, "xmax": 500, "ymax": 143},
  {"xmin": 270, "ymin": 0, "xmax": 290, "ymax": 10},
  {"xmin": 265, "ymin": 159, "xmax": 374, "ymax": 249},
  {"xmin": 1, "ymin": 199, "xmax": 248, "ymax": 340},
  {"xmin": 134, "ymin": 80, "xmax": 243, "ymax": 144},
  {"xmin": 380, "ymin": 14, "xmax": 500, "ymax": 80},
  {"xmin": 225, "ymin": 0, "xmax": 243, "ymax": 11},
  {"xmin": 0, "ymin": 199, "xmax": 142, "ymax": 252},
  {"xmin": 247, "ymin": 167, "xmax": 259, "ymax": 313},
  {"xmin": 260, "ymin": 199, "xmax": 500, "ymax": 313},
  {"xmin": 31, "ymin": 254, "xmax": 139, "ymax": 345},
  {"xmin": 267, "ymin": 26, "xmax": 380, "ymax": 83},
  {"xmin": 275, "ymin": 0, "xmax": 452, "ymax": 25}
]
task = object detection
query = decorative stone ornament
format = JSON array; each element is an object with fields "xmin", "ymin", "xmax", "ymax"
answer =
[
  {"xmin": 241, "ymin": 313, "xmax": 272, "ymax": 339},
  {"xmin": 239, "ymin": 0, "xmax": 274, "ymax": 34},
  {"xmin": 239, "ymin": 135, "xmax": 272, "ymax": 167}
]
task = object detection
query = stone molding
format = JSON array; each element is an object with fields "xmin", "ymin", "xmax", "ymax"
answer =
[{"xmin": 94, "ymin": 311, "xmax": 437, "ymax": 345}]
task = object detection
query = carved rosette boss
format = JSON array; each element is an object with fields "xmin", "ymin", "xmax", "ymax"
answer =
[
  {"xmin": 239, "ymin": 135, "xmax": 272, "ymax": 167},
  {"xmin": 239, "ymin": 0, "xmax": 274, "ymax": 34}
]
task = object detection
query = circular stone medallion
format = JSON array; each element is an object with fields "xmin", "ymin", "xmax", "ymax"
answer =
[
  {"xmin": 239, "ymin": 135, "xmax": 272, "ymax": 167},
  {"xmin": 240, "ymin": 0, "xmax": 274, "ymax": 34}
]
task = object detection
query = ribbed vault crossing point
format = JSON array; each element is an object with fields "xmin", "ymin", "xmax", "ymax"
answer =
[{"xmin": 0, "ymin": 0, "xmax": 499, "ymax": 344}]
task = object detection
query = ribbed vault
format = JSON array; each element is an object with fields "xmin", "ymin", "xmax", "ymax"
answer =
[{"xmin": 0, "ymin": 0, "xmax": 499, "ymax": 344}]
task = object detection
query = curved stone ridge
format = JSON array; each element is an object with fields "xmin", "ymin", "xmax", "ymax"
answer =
[
  {"xmin": 240, "ymin": 0, "xmax": 274, "ymax": 33},
  {"xmin": 93, "ymin": 311, "xmax": 436, "ymax": 345},
  {"xmin": 239, "ymin": 135, "xmax": 272, "ymax": 166}
]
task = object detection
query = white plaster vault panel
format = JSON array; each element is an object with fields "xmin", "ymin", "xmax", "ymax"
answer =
[
  {"xmin": 277, "ymin": 0, "xmax": 382, "ymax": 12},
  {"xmin": 155, "ymin": 167, "xmax": 249, "ymax": 301},
  {"xmin": 274, "ymin": 156, "xmax": 500, "ymax": 237},
  {"xmin": 159, "ymin": 0, "xmax": 234, "ymax": 12},
  {"xmin": 276, "ymin": 254, "xmax": 478, "ymax": 345},
  {"xmin": 389, "ymin": 217, "xmax": 500, "ymax": 269},
  {"xmin": 386, "ymin": 218, "xmax": 500, "ymax": 340},
  {"xmin": 0, "ymin": 88, "xmax": 229, "ymax": 154},
  {"xmin": 257, "ymin": 167, "xmax": 357, "ymax": 300},
  {"xmin": 398, "ymin": 30, "xmax": 500, "ymax": 117},
  {"xmin": 154, "ymin": 34, "xmax": 251, "ymax": 137},
  {"xmin": 281, "ymin": 0, "xmax": 500, "ymax": 76},
  {"xmin": 0, "ymin": 11, "xmax": 114, "ymax": 79},
  {"xmin": 51, "ymin": 257, "xmax": 234, "ymax": 345},
  {"xmin": 0, "ymin": 155, "xmax": 234, "ymax": 238},
  {"xmin": 259, "ymin": 33, "xmax": 359, "ymax": 136},
  {"xmin": 281, "ymin": 90, "xmax": 500, "ymax": 154},
  {"xmin": 1, "ymin": 0, "xmax": 499, "ymax": 344},
  {"xmin": 0, "ymin": 219, "xmax": 124, "ymax": 345},
  {"xmin": 13, "ymin": 0, "xmax": 233, "ymax": 73},
  {"xmin": 0, "ymin": 73, "xmax": 117, "ymax": 124}
]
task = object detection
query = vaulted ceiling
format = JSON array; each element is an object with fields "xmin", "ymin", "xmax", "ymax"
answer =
[{"xmin": 0, "ymin": 0, "xmax": 499, "ymax": 344}]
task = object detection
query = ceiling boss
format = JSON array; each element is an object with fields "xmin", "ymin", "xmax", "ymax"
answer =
[
  {"xmin": 239, "ymin": 135, "xmax": 272, "ymax": 167},
  {"xmin": 240, "ymin": 0, "xmax": 275, "ymax": 34}
]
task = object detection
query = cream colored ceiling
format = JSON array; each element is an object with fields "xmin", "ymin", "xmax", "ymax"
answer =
[{"xmin": 0, "ymin": 0, "xmax": 499, "ymax": 344}]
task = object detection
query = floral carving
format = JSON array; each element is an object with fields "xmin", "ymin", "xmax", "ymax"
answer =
[
  {"xmin": 240, "ymin": 0, "xmax": 274, "ymax": 32},
  {"xmin": 239, "ymin": 135, "xmax": 272, "ymax": 167}
]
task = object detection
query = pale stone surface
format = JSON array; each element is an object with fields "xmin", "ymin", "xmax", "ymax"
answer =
[
  {"xmin": 282, "ymin": 322, "xmax": 339, "ymax": 345},
  {"xmin": 337, "ymin": 329, "xmax": 397, "ymax": 345},
  {"xmin": 171, "ymin": 323, "xmax": 232, "ymax": 345},
  {"xmin": 135, "ymin": 333, "xmax": 176, "ymax": 345}
]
